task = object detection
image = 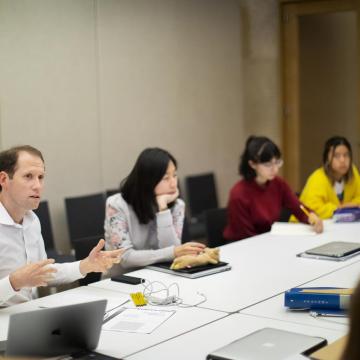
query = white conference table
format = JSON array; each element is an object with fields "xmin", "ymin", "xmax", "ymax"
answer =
[
  {"xmin": 1, "ymin": 221, "xmax": 359, "ymax": 359},
  {"xmin": 240, "ymin": 259, "xmax": 360, "ymax": 331},
  {"xmin": 125, "ymin": 313, "xmax": 345, "ymax": 360},
  {"xmin": 90, "ymin": 222, "xmax": 360, "ymax": 313},
  {"xmin": 0, "ymin": 285, "xmax": 226, "ymax": 359},
  {"xmin": 97, "ymin": 305, "xmax": 225, "ymax": 359},
  {"xmin": 0, "ymin": 286, "xmax": 130, "ymax": 340}
]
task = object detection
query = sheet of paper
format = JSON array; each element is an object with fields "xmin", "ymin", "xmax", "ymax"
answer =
[
  {"xmin": 102, "ymin": 308, "xmax": 175, "ymax": 334},
  {"xmin": 270, "ymin": 222, "xmax": 316, "ymax": 236}
]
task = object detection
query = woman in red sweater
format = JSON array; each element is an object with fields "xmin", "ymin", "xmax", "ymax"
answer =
[{"xmin": 223, "ymin": 136, "xmax": 323, "ymax": 241}]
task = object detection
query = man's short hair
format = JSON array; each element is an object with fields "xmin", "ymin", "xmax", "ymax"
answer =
[{"xmin": 0, "ymin": 145, "xmax": 44, "ymax": 190}]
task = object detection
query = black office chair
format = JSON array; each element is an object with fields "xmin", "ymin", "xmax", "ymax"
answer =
[
  {"xmin": 181, "ymin": 216, "xmax": 191, "ymax": 243},
  {"xmin": 204, "ymin": 207, "xmax": 228, "ymax": 248},
  {"xmin": 185, "ymin": 172, "xmax": 219, "ymax": 239},
  {"xmin": 73, "ymin": 235, "xmax": 103, "ymax": 286},
  {"xmin": 34, "ymin": 201, "xmax": 75, "ymax": 263},
  {"xmin": 65, "ymin": 192, "xmax": 106, "ymax": 245}
]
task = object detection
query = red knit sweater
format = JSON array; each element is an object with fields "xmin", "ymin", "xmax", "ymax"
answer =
[{"xmin": 223, "ymin": 176, "xmax": 308, "ymax": 241}]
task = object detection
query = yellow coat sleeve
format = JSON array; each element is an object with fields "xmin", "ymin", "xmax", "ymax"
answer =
[
  {"xmin": 298, "ymin": 166, "xmax": 360, "ymax": 219},
  {"xmin": 343, "ymin": 165, "xmax": 360, "ymax": 205}
]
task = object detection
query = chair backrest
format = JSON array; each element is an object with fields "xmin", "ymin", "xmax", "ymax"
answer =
[
  {"xmin": 65, "ymin": 192, "xmax": 106, "ymax": 244},
  {"xmin": 105, "ymin": 188, "xmax": 119, "ymax": 198},
  {"xmin": 33, "ymin": 200, "xmax": 55, "ymax": 250},
  {"xmin": 204, "ymin": 208, "xmax": 227, "ymax": 248},
  {"xmin": 73, "ymin": 236, "xmax": 102, "ymax": 285},
  {"xmin": 181, "ymin": 216, "xmax": 191, "ymax": 243},
  {"xmin": 185, "ymin": 173, "xmax": 219, "ymax": 220}
]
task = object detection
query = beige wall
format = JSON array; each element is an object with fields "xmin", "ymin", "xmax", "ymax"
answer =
[
  {"xmin": 241, "ymin": 0, "xmax": 281, "ymax": 144},
  {"xmin": 0, "ymin": 0, "xmax": 102, "ymax": 251},
  {"xmin": 0, "ymin": 0, "xmax": 281, "ymax": 252},
  {"xmin": 299, "ymin": 11, "xmax": 358, "ymax": 187}
]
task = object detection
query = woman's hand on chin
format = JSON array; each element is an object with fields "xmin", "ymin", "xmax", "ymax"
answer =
[{"xmin": 156, "ymin": 189, "xmax": 179, "ymax": 211}]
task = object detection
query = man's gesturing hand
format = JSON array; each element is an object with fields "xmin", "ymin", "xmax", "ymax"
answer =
[{"xmin": 9, "ymin": 259, "xmax": 57, "ymax": 291}]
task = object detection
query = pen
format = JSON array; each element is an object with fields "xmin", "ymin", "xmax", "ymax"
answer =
[
  {"xmin": 104, "ymin": 299, "xmax": 130, "ymax": 315},
  {"xmin": 300, "ymin": 204, "xmax": 311, "ymax": 217},
  {"xmin": 103, "ymin": 299, "xmax": 130, "ymax": 324},
  {"xmin": 310, "ymin": 310, "xmax": 347, "ymax": 318},
  {"xmin": 103, "ymin": 307, "xmax": 127, "ymax": 324}
]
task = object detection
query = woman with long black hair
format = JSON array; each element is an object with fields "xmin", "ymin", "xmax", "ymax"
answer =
[
  {"xmin": 104, "ymin": 147, "xmax": 205, "ymax": 275},
  {"xmin": 300, "ymin": 136, "xmax": 360, "ymax": 219}
]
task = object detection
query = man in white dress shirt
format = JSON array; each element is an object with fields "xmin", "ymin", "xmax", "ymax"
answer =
[{"xmin": 0, "ymin": 145, "xmax": 123, "ymax": 306}]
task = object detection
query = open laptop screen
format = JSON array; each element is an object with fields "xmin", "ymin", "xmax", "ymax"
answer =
[
  {"xmin": 6, "ymin": 300, "xmax": 106, "ymax": 357},
  {"xmin": 207, "ymin": 327, "xmax": 327, "ymax": 360}
]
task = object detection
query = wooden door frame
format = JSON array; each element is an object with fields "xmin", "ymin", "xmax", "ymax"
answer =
[{"xmin": 280, "ymin": 0, "xmax": 359, "ymax": 191}]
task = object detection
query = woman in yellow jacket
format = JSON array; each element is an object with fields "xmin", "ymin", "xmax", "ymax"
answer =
[{"xmin": 300, "ymin": 136, "xmax": 360, "ymax": 219}]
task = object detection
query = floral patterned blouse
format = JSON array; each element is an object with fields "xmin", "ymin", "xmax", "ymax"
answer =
[{"xmin": 104, "ymin": 193, "xmax": 185, "ymax": 275}]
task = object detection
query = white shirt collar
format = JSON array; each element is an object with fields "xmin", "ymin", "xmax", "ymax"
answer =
[{"xmin": 0, "ymin": 201, "xmax": 36, "ymax": 228}]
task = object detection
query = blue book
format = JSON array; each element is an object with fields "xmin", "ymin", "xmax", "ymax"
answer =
[{"xmin": 284, "ymin": 287, "xmax": 351, "ymax": 310}]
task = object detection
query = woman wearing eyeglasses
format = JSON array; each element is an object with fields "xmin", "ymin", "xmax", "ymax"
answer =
[
  {"xmin": 299, "ymin": 136, "xmax": 360, "ymax": 219},
  {"xmin": 223, "ymin": 136, "xmax": 323, "ymax": 241}
]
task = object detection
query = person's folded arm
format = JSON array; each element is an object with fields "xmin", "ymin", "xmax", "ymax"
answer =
[
  {"xmin": 300, "ymin": 179, "xmax": 337, "ymax": 219},
  {"xmin": 156, "ymin": 199, "xmax": 184, "ymax": 248},
  {"xmin": 303, "ymin": 194, "xmax": 337, "ymax": 219},
  {"xmin": 105, "ymin": 203, "xmax": 175, "ymax": 268},
  {"xmin": 346, "ymin": 166, "xmax": 360, "ymax": 206}
]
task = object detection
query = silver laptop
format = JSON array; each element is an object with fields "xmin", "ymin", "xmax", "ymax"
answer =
[
  {"xmin": 2, "ymin": 300, "xmax": 119, "ymax": 359},
  {"xmin": 298, "ymin": 241, "xmax": 360, "ymax": 261},
  {"xmin": 206, "ymin": 327, "xmax": 327, "ymax": 360},
  {"xmin": 305, "ymin": 241, "xmax": 360, "ymax": 257},
  {"xmin": 146, "ymin": 261, "xmax": 231, "ymax": 279}
]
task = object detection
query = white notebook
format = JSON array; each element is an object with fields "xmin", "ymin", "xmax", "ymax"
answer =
[{"xmin": 270, "ymin": 222, "xmax": 316, "ymax": 236}]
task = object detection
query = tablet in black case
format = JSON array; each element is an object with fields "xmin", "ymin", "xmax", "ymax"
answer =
[{"xmin": 146, "ymin": 261, "xmax": 231, "ymax": 278}]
